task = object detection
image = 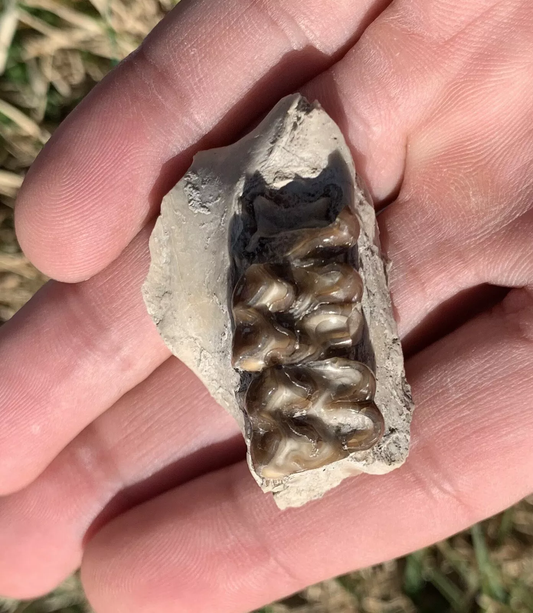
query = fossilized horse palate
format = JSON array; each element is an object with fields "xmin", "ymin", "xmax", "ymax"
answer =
[
  {"xmin": 143, "ymin": 94, "xmax": 414, "ymax": 508},
  {"xmin": 231, "ymin": 195, "xmax": 384, "ymax": 480}
]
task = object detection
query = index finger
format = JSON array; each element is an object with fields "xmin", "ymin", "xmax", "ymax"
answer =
[{"xmin": 15, "ymin": 0, "xmax": 390, "ymax": 282}]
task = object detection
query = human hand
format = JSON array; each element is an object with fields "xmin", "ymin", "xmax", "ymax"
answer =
[{"xmin": 2, "ymin": 0, "xmax": 533, "ymax": 611}]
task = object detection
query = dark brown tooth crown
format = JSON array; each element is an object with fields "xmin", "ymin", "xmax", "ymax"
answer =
[
  {"xmin": 231, "ymin": 306, "xmax": 297, "ymax": 372},
  {"xmin": 233, "ymin": 264, "xmax": 295, "ymax": 312},
  {"xmin": 287, "ymin": 208, "xmax": 360, "ymax": 261},
  {"xmin": 232, "ymin": 198, "xmax": 385, "ymax": 479}
]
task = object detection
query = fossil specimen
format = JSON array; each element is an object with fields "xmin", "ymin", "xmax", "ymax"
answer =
[
  {"xmin": 231, "ymin": 204, "xmax": 384, "ymax": 480},
  {"xmin": 143, "ymin": 94, "xmax": 414, "ymax": 508}
]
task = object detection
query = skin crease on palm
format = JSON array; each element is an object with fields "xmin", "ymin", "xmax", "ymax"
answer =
[{"xmin": 1, "ymin": 0, "xmax": 533, "ymax": 609}]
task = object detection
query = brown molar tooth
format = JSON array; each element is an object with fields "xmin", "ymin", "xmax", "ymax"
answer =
[
  {"xmin": 233, "ymin": 263, "xmax": 295, "ymax": 312},
  {"xmin": 251, "ymin": 419, "xmax": 344, "ymax": 480},
  {"xmin": 232, "ymin": 201, "xmax": 384, "ymax": 477},
  {"xmin": 298, "ymin": 303, "xmax": 363, "ymax": 354},
  {"xmin": 231, "ymin": 307, "xmax": 297, "ymax": 371},
  {"xmin": 290, "ymin": 262, "xmax": 363, "ymax": 317},
  {"xmin": 287, "ymin": 207, "xmax": 360, "ymax": 261},
  {"xmin": 245, "ymin": 359, "xmax": 382, "ymax": 479},
  {"xmin": 246, "ymin": 378, "xmax": 345, "ymax": 480}
]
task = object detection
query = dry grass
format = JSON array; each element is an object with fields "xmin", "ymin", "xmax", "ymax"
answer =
[{"xmin": 0, "ymin": 1, "xmax": 532, "ymax": 612}]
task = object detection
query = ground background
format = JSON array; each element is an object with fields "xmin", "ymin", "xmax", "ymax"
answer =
[{"xmin": 0, "ymin": 1, "xmax": 532, "ymax": 612}]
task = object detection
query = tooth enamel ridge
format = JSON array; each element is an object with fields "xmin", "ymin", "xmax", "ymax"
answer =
[{"xmin": 143, "ymin": 94, "xmax": 414, "ymax": 508}]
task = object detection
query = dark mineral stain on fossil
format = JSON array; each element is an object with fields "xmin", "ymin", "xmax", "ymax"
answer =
[{"xmin": 231, "ymin": 180, "xmax": 385, "ymax": 479}]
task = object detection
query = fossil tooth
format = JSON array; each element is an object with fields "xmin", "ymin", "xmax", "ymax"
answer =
[
  {"xmin": 287, "ymin": 207, "xmax": 360, "ymax": 261},
  {"xmin": 245, "ymin": 367, "xmax": 316, "ymax": 416},
  {"xmin": 298, "ymin": 302, "xmax": 363, "ymax": 354},
  {"xmin": 243, "ymin": 359, "xmax": 384, "ymax": 479},
  {"xmin": 143, "ymin": 94, "xmax": 414, "ymax": 508},
  {"xmin": 290, "ymin": 262, "xmax": 363, "ymax": 315},
  {"xmin": 231, "ymin": 306, "xmax": 297, "ymax": 372},
  {"xmin": 253, "ymin": 427, "xmax": 344, "ymax": 480},
  {"xmin": 250, "ymin": 406, "xmax": 344, "ymax": 480},
  {"xmin": 233, "ymin": 263, "xmax": 296, "ymax": 312},
  {"xmin": 341, "ymin": 401, "xmax": 385, "ymax": 452}
]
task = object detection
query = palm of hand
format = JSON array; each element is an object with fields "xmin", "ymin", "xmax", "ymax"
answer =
[{"xmin": 2, "ymin": 0, "xmax": 532, "ymax": 611}]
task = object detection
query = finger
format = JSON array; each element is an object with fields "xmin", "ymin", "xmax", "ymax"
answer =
[
  {"xmin": 81, "ymin": 286, "xmax": 533, "ymax": 613},
  {"xmin": 0, "ymin": 224, "xmax": 169, "ymax": 495},
  {"xmin": 15, "ymin": 0, "xmax": 392, "ymax": 282},
  {"xmin": 0, "ymin": 357, "xmax": 243, "ymax": 599},
  {"xmin": 302, "ymin": 0, "xmax": 533, "ymax": 335}
]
